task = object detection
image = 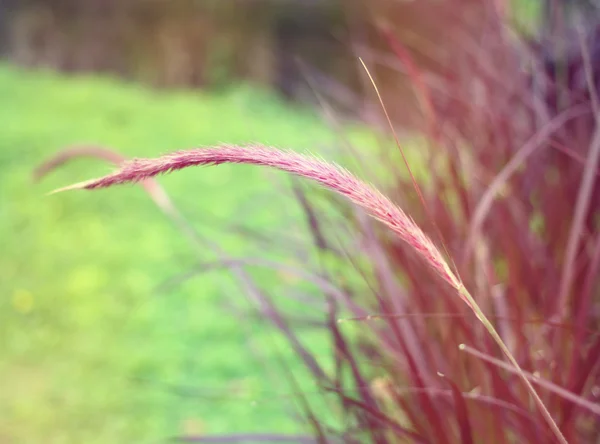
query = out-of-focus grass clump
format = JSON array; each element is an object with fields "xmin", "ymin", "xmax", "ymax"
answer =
[{"xmin": 273, "ymin": 1, "xmax": 600, "ymax": 442}]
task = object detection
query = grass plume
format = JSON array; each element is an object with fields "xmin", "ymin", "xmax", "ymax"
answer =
[{"xmin": 52, "ymin": 144, "xmax": 461, "ymax": 291}]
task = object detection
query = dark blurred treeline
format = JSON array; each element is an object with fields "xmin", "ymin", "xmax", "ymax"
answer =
[
  {"xmin": 1, "ymin": 0, "xmax": 537, "ymax": 125},
  {"xmin": 0, "ymin": 0, "xmax": 364, "ymax": 106}
]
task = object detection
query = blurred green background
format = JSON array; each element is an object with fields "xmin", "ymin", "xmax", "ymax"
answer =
[{"xmin": 0, "ymin": 63, "xmax": 371, "ymax": 442}]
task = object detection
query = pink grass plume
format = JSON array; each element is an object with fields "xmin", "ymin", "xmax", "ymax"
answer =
[{"xmin": 52, "ymin": 144, "xmax": 462, "ymax": 292}]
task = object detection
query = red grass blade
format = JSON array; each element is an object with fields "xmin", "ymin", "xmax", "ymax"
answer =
[{"xmin": 438, "ymin": 372, "xmax": 474, "ymax": 444}]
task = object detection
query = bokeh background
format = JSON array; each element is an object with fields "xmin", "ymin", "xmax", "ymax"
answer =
[
  {"xmin": 3, "ymin": 0, "xmax": 593, "ymax": 443},
  {"xmin": 0, "ymin": 1, "xmax": 373, "ymax": 442}
]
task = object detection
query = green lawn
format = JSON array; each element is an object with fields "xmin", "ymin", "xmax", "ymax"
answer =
[{"xmin": 0, "ymin": 65, "xmax": 371, "ymax": 443}]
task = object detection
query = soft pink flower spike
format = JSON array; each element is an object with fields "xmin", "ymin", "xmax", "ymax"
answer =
[{"xmin": 55, "ymin": 144, "xmax": 462, "ymax": 291}]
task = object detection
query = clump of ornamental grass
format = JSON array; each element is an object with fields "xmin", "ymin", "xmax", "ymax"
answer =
[
  {"xmin": 47, "ymin": 140, "xmax": 584, "ymax": 443},
  {"xmin": 291, "ymin": 0, "xmax": 599, "ymax": 442}
]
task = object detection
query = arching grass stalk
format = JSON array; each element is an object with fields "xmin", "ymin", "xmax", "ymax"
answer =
[{"xmin": 51, "ymin": 144, "xmax": 566, "ymax": 443}]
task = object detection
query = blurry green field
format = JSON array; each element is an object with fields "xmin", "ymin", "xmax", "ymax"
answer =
[{"xmin": 0, "ymin": 64, "xmax": 367, "ymax": 443}]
